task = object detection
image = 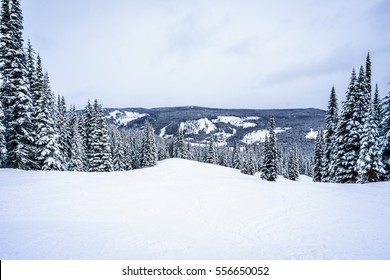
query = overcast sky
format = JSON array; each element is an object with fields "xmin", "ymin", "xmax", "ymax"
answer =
[{"xmin": 21, "ymin": 0, "xmax": 390, "ymax": 110}]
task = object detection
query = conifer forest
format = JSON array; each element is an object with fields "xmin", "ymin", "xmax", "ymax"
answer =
[{"xmin": 0, "ymin": 0, "xmax": 389, "ymax": 184}]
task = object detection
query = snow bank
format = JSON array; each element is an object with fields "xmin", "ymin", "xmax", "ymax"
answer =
[{"xmin": 1, "ymin": 159, "xmax": 389, "ymax": 260}]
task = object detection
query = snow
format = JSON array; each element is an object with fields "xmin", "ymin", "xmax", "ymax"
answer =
[
  {"xmin": 306, "ymin": 129, "xmax": 319, "ymax": 139},
  {"xmin": 159, "ymin": 125, "xmax": 168, "ymax": 138},
  {"xmin": 180, "ymin": 118, "xmax": 216, "ymax": 135},
  {"xmin": 242, "ymin": 127, "xmax": 291, "ymax": 144},
  {"xmin": 213, "ymin": 116, "xmax": 257, "ymax": 128},
  {"xmin": 106, "ymin": 110, "xmax": 148, "ymax": 126},
  {"xmin": 1, "ymin": 159, "xmax": 390, "ymax": 260}
]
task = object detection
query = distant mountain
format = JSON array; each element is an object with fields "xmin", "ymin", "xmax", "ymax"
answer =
[{"xmin": 103, "ymin": 106, "xmax": 326, "ymax": 155}]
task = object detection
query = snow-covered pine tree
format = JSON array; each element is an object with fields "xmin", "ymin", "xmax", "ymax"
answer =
[
  {"xmin": 56, "ymin": 95, "xmax": 70, "ymax": 169},
  {"xmin": 260, "ymin": 134, "xmax": 269, "ymax": 180},
  {"xmin": 113, "ymin": 137, "xmax": 126, "ymax": 171},
  {"xmin": 88, "ymin": 100, "xmax": 112, "ymax": 172},
  {"xmin": 261, "ymin": 116, "xmax": 278, "ymax": 181},
  {"xmin": 25, "ymin": 39, "xmax": 35, "ymax": 93},
  {"xmin": 0, "ymin": 0, "xmax": 36, "ymax": 169},
  {"xmin": 240, "ymin": 155, "xmax": 248, "ymax": 174},
  {"xmin": 334, "ymin": 67, "xmax": 370, "ymax": 183},
  {"xmin": 68, "ymin": 108, "xmax": 85, "ymax": 171},
  {"xmin": 365, "ymin": 53, "xmax": 372, "ymax": 95},
  {"xmin": 231, "ymin": 142, "xmax": 241, "ymax": 169},
  {"xmin": 33, "ymin": 57, "xmax": 62, "ymax": 170},
  {"xmin": 381, "ymin": 89, "xmax": 390, "ymax": 179},
  {"xmin": 287, "ymin": 145, "xmax": 299, "ymax": 181},
  {"xmin": 175, "ymin": 126, "xmax": 188, "ymax": 159},
  {"xmin": 323, "ymin": 86, "xmax": 338, "ymax": 182},
  {"xmin": 206, "ymin": 136, "xmax": 217, "ymax": 164},
  {"xmin": 372, "ymin": 84, "xmax": 383, "ymax": 134},
  {"xmin": 141, "ymin": 121, "xmax": 157, "ymax": 168},
  {"xmin": 241, "ymin": 153, "xmax": 256, "ymax": 175},
  {"xmin": 313, "ymin": 130, "xmax": 324, "ymax": 182},
  {"xmin": 357, "ymin": 104, "xmax": 385, "ymax": 183}
]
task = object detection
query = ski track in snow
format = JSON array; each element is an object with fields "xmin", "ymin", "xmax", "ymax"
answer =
[{"xmin": 0, "ymin": 159, "xmax": 389, "ymax": 260}]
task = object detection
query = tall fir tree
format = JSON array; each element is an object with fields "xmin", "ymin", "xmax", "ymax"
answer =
[
  {"xmin": 372, "ymin": 84, "xmax": 383, "ymax": 134},
  {"xmin": 357, "ymin": 104, "xmax": 385, "ymax": 183},
  {"xmin": 261, "ymin": 116, "xmax": 278, "ymax": 181},
  {"xmin": 323, "ymin": 86, "xmax": 338, "ymax": 182},
  {"xmin": 68, "ymin": 107, "xmax": 85, "ymax": 171},
  {"xmin": 33, "ymin": 57, "xmax": 62, "ymax": 170},
  {"xmin": 206, "ymin": 136, "xmax": 217, "ymax": 164},
  {"xmin": 113, "ymin": 137, "xmax": 126, "ymax": 171},
  {"xmin": 334, "ymin": 67, "xmax": 370, "ymax": 183},
  {"xmin": 25, "ymin": 39, "xmax": 35, "ymax": 92},
  {"xmin": 287, "ymin": 145, "xmax": 299, "ymax": 181},
  {"xmin": 141, "ymin": 121, "xmax": 157, "ymax": 168},
  {"xmin": 231, "ymin": 142, "xmax": 241, "ymax": 169},
  {"xmin": 365, "ymin": 53, "xmax": 372, "ymax": 95},
  {"xmin": 88, "ymin": 100, "xmax": 112, "ymax": 172},
  {"xmin": 0, "ymin": 0, "xmax": 36, "ymax": 169},
  {"xmin": 175, "ymin": 126, "xmax": 188, "ymax": 159},
  {"xmin": 381, "ymin": 89, "xmax": 390, "ymax": 179},
  {"xmin": 313, "ymin": 130, "xmax": 324, "ymax": 182},
  {"xmin": 56, "ymin": 95, "xmax": 69, "ymax": 169}
]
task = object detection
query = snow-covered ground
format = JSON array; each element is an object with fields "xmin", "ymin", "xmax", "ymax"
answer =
[{"xmin": 1, "ymin": 159, "xmax": 389, "ymax": 260}]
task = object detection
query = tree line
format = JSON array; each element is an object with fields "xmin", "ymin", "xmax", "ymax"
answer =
[{"xmin": 313, "ymin": 54, "xmax": 390, "ymax": 183}]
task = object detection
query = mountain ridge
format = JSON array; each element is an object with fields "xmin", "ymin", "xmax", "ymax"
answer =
[{"xmin": 102, "ymin": 106, "xmax": 326, "ymax": 155}]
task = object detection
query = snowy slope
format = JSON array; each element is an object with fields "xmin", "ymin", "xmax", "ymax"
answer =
[
  {"xmin": 105, "ymin": 110, "xmax": 148, "ymax": 126},
  {"xmin": 213, "ymin": 116, "xmax": 257, "ymax": 128},
  {"xmin": 1, "ymin": 159, "xmax": 389, "ymax": 260},
  {"xmin": 180, "ymin": 118, "xmax": 216, "ymax": 135},
  {"xmin": 242, "ymin": 127, "xmax": 291, "ymax": 144}
]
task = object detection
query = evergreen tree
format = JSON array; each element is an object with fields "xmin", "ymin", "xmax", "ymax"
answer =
[
  {"xmin": 323, "ymin": 86, "xmax": 338, "ymax": 182},
  {"xmin": 0, "ymin": 0, "xmax": 36, "ymax": 169},
  {"xmin": 68, "ymin": 108, "xmax": 85, "ymax": 171},
  {"xmin": 372, "ymin": 84, "xmax": 383, "ymax": 133},
  {"xmin": 206, "ymin": 136, "xmax": 217, "ymax": 164},
  {"xmin": 88, "ymin": 100, "xmax": 112, "ymax": 172},
  {"xmin": 313, "ymin": 130, "xmax": 324, "ymax": 182},
  {"xmin": 381, "ymin": 89, "xmax": 390, "ymax": 179},
  {"xmin": 241, "ymin": 153, "xmax": 256, "ymax": 175},
  {"xmin": 261, "ymin": 116, "xmax": 278, "ymax": 181},
  {"xmin": 334, "ymin": 68, "xmax": 370, "ymax": 183},
  {"xmin": 357, "ymin": 104, "xmax": 385, "ymax": 183},
  {"xmin": 141, "ymin": 121, "xmax": 157, "ymax": 168},
  {"xmin": 56, "ymin": 95, "xmax": 69, "ymax": 168},
  {"xmin": 25, "ymin": 39, "xmax": 35, "ymax": 92},
  {"xmin": 113, "ymin": 140, "xmax": 126, "ymax": 171},
  {"xmin": 175, "ymin": 126, "xmax": 188, "ymax": 159},
  {"xmin": 231, "ymin": 142, "xmax": 241, "ymax": 169},
  {"xmin": 287, "ymin": 145, "xmax": 299, "ymax": 181},
  {"xmin": 33, "ymin": 59, "xmax": 62, "ymax": 170},
  {"xmin": 365, "ymin": 53, "xmax": 372, "ymax": 95}
]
